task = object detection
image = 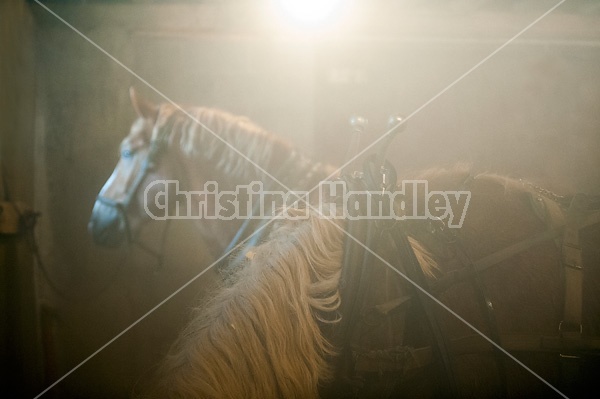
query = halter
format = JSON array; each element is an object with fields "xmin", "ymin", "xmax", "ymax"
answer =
[{"xmin": 95, "ymin": 116, "xmax": 174, "ymax": 266}]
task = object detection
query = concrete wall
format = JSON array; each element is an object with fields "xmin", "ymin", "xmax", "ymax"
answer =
[{"xmin": 15, "ymin": 0, "xmax": 600, "ymax": 397}]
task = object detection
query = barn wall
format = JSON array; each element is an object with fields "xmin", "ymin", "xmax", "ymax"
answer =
[
  {"xmin": 312, "ymin": 2, "xmax": 600, "ymax": 193},
  {"xmin": 23, "ymin": 1, "xmax": 600, "ymax": 398},
  {"xmin": 0, "ymin": 0, "xmax": 43, "ymax": 397}
]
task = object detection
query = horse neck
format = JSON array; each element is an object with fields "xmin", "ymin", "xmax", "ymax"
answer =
[
  {"xmin": 171, "ymin": 106, "xmax": 339, "ymax": 192},
  {"xmin": 152, "ymin": 144, "xmax": 239, "ymax": 256},
  {"xmin": 162, "ymin": 111, "xmax": 337, "ymax": 255},
  {"xmin": 178, "ymin": 140, "xmax": 334, "ymax": 193}
]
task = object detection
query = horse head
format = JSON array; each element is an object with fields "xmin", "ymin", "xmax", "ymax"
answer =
[
  {"xmin": 89, "ymin": 89, "xmax": 337, "ymax": 264},
  {"xmin": 88, "ymin": 88, "xmax": 180, "ymax": 247}
]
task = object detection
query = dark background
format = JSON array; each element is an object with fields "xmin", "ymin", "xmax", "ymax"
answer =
[{"xmin": 2, "ymin": 0, "xmax": 599, "ymax": 397}]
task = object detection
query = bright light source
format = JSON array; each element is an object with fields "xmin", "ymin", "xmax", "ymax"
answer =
[{"xmin": 276, "ymin": 0, "xmax": 345, "ymax": 27}]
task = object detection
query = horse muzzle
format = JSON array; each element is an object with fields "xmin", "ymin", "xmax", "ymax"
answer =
[{"xmin": 88, "ymin": 197, "xmax": 129, "ymax": 247}]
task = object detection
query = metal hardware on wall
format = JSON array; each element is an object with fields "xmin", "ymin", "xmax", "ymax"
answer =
[{"xmin": 0, "ymin": 202, "xmax": 34, "ymax": 236}]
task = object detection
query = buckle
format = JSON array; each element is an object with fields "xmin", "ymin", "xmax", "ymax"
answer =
[
  {"xmin": 558, "ymin": 321, "xmax": 583, "ymax": 359},
  {"xmin": 559, "ymin": 321, "xmax": 582, "ymax": 335}
]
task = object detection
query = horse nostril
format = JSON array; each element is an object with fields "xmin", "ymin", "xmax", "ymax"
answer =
[{"xmin": 89, "ymin": 201, "xmax": 127, "ymax": 247}]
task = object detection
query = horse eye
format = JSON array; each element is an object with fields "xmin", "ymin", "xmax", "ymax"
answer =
[{"xmin": 121, "ymin": 149, "xmax": 134, "ymax": 159}]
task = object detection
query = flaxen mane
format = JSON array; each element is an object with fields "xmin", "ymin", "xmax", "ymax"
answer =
[
  {"xmin": 158, "ymin": 209, "xmax": 345, "ymax": 398},
  {"xmin": 152, "ymin": 104, "xmax": 335, "ymax": 186},
  {"xmin": 156, "ymin": 204, "xmax": 438, "ymax": 398}
]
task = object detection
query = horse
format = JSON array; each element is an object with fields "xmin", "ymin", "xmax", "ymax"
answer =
[
  {"xmin": 88, "ymin": 88, "xmax": 336, "ymax": 265},
  {"xmin": 156, "ymin": 165, "xmax": 600, "ymax": 398}
]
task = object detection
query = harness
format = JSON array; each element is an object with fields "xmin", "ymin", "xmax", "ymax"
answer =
[
  {"xmin": 330, "ymin": 157, "xmax": 460, "ymax": 397},
  {"xmin": 425, "ymin": 184, "xmax": 600, "ymax": 358},
  {"xmin": 333, "ymin": 157, "xmax": 600, "ymax": 398}
]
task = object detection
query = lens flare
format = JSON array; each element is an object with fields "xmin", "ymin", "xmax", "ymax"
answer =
[{"xmin": 276, "ymin": 0, "xmax": 345, "ymax": 27}]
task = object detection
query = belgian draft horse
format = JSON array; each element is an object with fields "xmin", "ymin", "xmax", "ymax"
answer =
[{"xmin": 156, "ymin": 166, "xmax": 600, "ymax": 398}]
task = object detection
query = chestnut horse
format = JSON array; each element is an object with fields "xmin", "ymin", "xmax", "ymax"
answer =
[
  {"xmin": 88, "ymin": 89, "xmax": 335, "ymax": 263},
  {"xmin": 157, "ymin": 166, "xmax": 600, "ymax": 398}
]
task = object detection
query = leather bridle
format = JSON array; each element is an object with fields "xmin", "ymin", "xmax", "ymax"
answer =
[{"xmin": 95, "ymin": 117, "xmax": 173, "ymax": 266}]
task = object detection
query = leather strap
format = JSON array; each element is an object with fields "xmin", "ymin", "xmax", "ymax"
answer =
[
  {"xmin": 389, "ymin": 227, "xmax": 459, "ymax": 397},
  {"xmin": 473, "ymin": 226, "xmax": 564, "ymax": 273},
  {"xmin": 430, "ymin": 226, "xmax": 564, "ymax": 293},
  {"xmin": 560, "ymin": 194, "xmax": 600, "ymax": 339},
  {"xmin": 354, "ymin": 332, "xmax": 600, "ymax": 375}
]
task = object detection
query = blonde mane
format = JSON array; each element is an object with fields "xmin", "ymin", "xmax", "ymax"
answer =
[
  {"xmin": 155, "ymin": 205, "xmax": 441, "ymax": 398},
  {"xmin": 152, "ymin": 104, "xmax": 334, "ymax": 186},
  {"xmin": 158, "ymin": 209, "xmax": 345, "ymax": 398}
]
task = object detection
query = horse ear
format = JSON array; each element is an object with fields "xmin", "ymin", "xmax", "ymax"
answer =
[{"xmin": 129, "ymin": 87, "xmax": 158, "ymax": 120}]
